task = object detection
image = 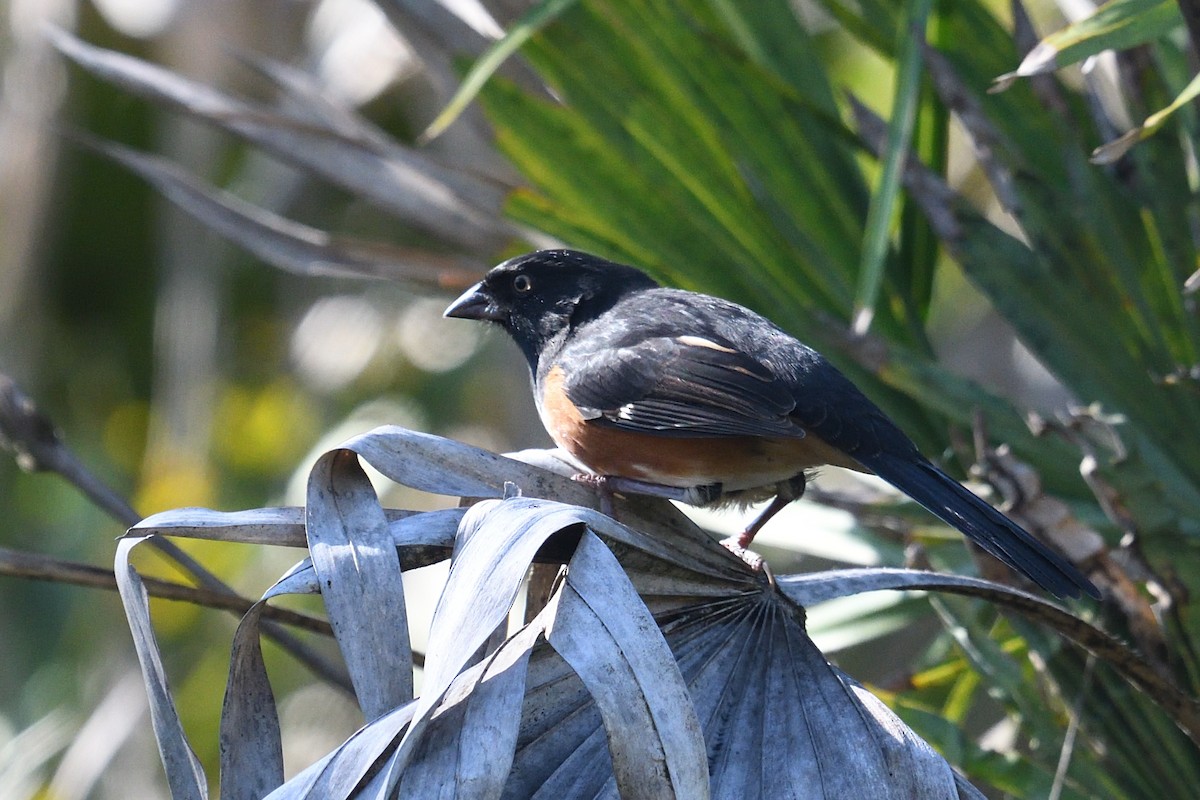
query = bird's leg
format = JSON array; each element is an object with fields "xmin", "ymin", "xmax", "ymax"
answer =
[
  {"xmin": 571, "ymin": 473, "xmax": 723, "ymax": 517},
  {"xmin": 719, "ymin": 473, "xmax": 807, "ymax": 570}
]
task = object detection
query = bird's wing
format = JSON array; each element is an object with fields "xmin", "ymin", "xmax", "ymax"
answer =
[
  {"xmin": 783, "ymin": 361, "xmax": 899, "ymax": 461},
  {"xmin": 560, "ymin": 334, "xmax": 806, "ymax": 439}
]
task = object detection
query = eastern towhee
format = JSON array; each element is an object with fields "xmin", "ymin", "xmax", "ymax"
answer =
[{"xmin": 445, "ymin": 249, "xmax": 1098, "ymax": 599}]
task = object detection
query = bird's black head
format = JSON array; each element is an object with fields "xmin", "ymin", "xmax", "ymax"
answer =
[{"xmin": 444, "ymin": 249, "xmax": 658, "ymax": 369}]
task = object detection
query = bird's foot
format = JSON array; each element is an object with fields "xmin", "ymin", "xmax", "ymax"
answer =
[
  {"xmin": 571, "ymin": 473, "xmax": 617, "ymax": 516},
  {"xmin": 719, "ymin": 533, "xmax": 775, "ymax": 587},
  {"xmin": 737, "ymin": 473, "xmax": 807, "ymax": 542},
  {"xmin": 571, "ymin": 473, "xmax": 722, "ymax": 515}
]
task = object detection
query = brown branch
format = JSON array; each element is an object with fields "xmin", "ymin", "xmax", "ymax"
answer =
[{"xmin": 0, "ymin": 545, "xmax": 331, "ymax": 635}]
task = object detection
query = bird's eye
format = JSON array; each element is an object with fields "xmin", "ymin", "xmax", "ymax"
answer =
[{"xmin": 513, "ymin": 273, "xmax": 533, "ymax": 294}]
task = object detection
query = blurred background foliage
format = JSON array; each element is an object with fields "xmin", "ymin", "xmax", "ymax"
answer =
[{"xmin": 1, "ymin": 0, "xmax": 1199, "ymax": 797}]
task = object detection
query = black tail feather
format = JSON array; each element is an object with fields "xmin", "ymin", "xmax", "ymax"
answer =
[{"xmin": 865, "ymin": 454, "xmax": 1099, "ymax": 599}]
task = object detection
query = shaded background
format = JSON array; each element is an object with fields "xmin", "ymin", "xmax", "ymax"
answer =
[{"xmin": 0, "ymin": 1, "xmax": 1107, "ymax": 797}]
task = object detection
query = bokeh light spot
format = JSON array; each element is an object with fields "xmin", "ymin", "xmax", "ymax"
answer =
[
  {"xmin": 291, "ymin": 295, "xmax": 383, "ymax": 391},
  {"xmin": 395, "ymin": 297, "xmax": 480, "ymax": 373}
]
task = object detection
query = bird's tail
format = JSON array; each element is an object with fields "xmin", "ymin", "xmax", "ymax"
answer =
[{"xmin": 867, "ymin": 454, "xmax": 1098, "ymax": 599}]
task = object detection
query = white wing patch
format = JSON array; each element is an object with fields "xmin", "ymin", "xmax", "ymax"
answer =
[{"xmin": 676, "ymin": 335, "xmax": 736, "ymax": 353}]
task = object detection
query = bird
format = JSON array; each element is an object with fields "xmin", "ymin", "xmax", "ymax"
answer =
[{"xmin": 444, "ymin": 249, "xmax": 1099, "ymax": 599}]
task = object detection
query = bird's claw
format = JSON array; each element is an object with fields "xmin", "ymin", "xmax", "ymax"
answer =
[
  {"xmin": 572, "ymin": 473, "xmax": 616, "ymax": 516},
  {"xmin": 719, "ymin": 535, "xmax": 775, "ymax": 588},
  {"xmin": 571, "ymin": 473, "xmax": 722, "ymax": 516},
  {"xmin": 570, "ymin": 472, "xmax": 605, "ymax": 489}
]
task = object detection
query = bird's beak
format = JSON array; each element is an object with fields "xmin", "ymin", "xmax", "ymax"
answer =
[{"xmin": 444, "ymin": 282, "xmax": 504, "ymax": 322}]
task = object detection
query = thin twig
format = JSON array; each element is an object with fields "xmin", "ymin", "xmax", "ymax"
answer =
[
  {"xmin": 0, "ymin": 545, "xmax": 331, "ymax": 635},
  {"xmin": 1049, "ymin": 653, "xmax": 1095, "ymax": 800}
]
